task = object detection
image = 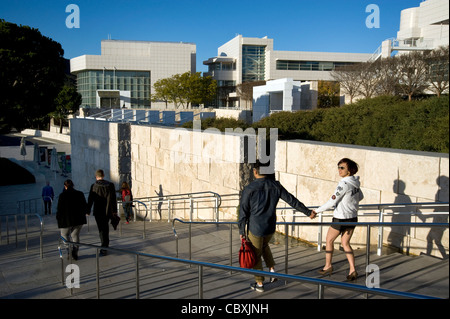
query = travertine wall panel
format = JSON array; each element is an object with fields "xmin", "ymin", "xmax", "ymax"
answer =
[{"xmin": 71, "ymin": 119, "xmax": 448, "ymax": 258}]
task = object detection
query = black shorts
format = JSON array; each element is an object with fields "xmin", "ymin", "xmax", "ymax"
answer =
[{"xmin": 331, "ymin": 217, "xmax": 358, "ymax": 233}]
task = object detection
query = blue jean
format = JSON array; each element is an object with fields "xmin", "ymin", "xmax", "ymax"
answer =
[{"xmin": 123, "ymin": 203, "xmax": 132, "ymax": 221}]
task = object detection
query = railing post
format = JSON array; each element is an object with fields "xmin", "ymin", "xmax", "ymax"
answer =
[
  {"xmin": 229, "ymin": 223, "xmax": 233, "ymax": 271},
  {"xmin": 14, "ymin": 215, "xmax": 18, "ymax": 248},
  {"xmin": 215, "ymin": 196, "xmax": 219, "ymax": 223},
  {"xmin": 25, "ymin": 214, "xmax": 29, "ymax": 251},
  {"xmin": 176, "ymin": 234, "xmax": 179, "ymax": 258},
  {"xmin": 285, "ymin": 224, "xmax": 289, "ymax": 275},
  {"xmin": 136, "ymin": 254, "xmax": 140, "ymax": 299},
  {"xmin": 318, "ymin": 213, "xmax": 323, "ymax": 251},
  {"xmin": 366, "ymin": 224, "xmax": 371, "ymax": 276},
  {"xmin": 378, "ymin": 208, "xmax": 384, "ymax": 256},
  {"xmin": 59, "ymin": 242, "xmax": 64, "ymax": 285},
  {"xmin": 6, "ymin": 216, "xmax": 9, "ymax": 245},
  {"xmin": 149, "ymin": 199, "xmax": 153, "ymax": 222},
  {"xmin": 189, "ymin": 197, "xmax": 193, "ymax": 221},
  {"xmin": 318, "ymin": 283, "xmax": 324, "ymax": 299},
  {"xmin": 96, "ymin": 248, "xmax": 100, "ymax": 299},
  {"xmin": 39, "ymin": 216, "xmax": 44, "ymax": 259},
  {"xmin": 168, "ymin": 199, "xmax": 171, "ymax": 222},
  {"xmin": 143, "ymin": 205, "xmax": 147, "ymax": 239},
  {"xmin": 189, "ymin": 223, "xmax": 192, "ymax": 261},
  {"xmin": 198, "ymin": 265, "xmax": 203, "ymax": 299}
]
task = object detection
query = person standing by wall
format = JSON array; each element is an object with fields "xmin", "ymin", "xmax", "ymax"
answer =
[
  {"xmin": 315, "ymin": 158, "xmax": 364, "ymax": 281},
  {"xmin": 120, "ymin": 181, "xmax": 133, "ymax": 224},
  {"xmin": 238, "ymin": 160, "xmax": 317, "ymax": 292},
  {"xmin": 87, "ymin": 169, "xmax": 118, "ymax": 256},
  {"xmin": 56, "ymin": 179, "xmax": 87, "ymax": 260},
  {"xmin": 42, "ymin": 181, "xmax": 54, "ymax": 215}
]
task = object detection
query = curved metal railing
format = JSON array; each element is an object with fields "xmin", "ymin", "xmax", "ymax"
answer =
[
  {"xmin": 0, "ymin": 213, "xmax": 44, "ymax": 258},
  {"xmin": 133, "ymin": 191, "xmax": 223, "ymax": 222},
  {"xmin": 276, "ymin": 201, "xmax": 449, "ymax": 256},
  {"xmin": 171, "ymin": 218, "xmax": 449, "ymax": 273},
  {"xmin": 58, "ymin": 236, "xmax": 441, "ymax": 299}
]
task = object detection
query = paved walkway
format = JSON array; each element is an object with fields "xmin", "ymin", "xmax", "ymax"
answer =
[
  {"xmin": 0, "ymin": 216, "xmax": 448, "ymax": 301},
  {"xmin": 0, "ymin": 133, "xmax": 71, "ymax": 216}
]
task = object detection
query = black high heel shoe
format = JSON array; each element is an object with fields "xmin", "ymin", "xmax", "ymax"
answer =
[
  {"xmin": 346, "ymin": 271, "xmax": 358, "ymax": 281},
  {"xmin": 318, "ymin": 266, "xmax": 333, "ymax": 276}
]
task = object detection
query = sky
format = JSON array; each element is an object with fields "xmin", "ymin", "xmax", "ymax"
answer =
[{"xmin": 1, "ymin": 0, "xmax": 424, "ymax": 72}]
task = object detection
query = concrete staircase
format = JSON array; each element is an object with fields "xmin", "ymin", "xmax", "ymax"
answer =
[{"xmin": 0, "ymin": 215, "xmax": 448, "ymax": 299}]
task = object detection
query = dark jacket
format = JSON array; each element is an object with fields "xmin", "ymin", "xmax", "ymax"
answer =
[
  {"xmin": 56, "ymin": 188, "xmax": 88, "ymax": 228},
  {"xmin": 238, "ymin": 177, "xmax": 312, "ymax": 237},
  {"xmin": 87, "ymin": 179, "xmax": 117, "ymax": 217}
]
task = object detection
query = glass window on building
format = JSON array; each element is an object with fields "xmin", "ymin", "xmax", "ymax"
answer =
[
  {"xmin": 76, "ymin": 70, "xmax": 151, "ymax": 108},
  {"xmin": 242, "ymin": 45, "xmax": 266, "ymax": 82},
  {"xmin": 276, "ymin": 60, "xmax": 356, "ymax": 71}
]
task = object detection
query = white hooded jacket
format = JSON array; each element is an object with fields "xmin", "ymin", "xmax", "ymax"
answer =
[{"xmin": 316, "ymin": 176, "xmax": 364, "ymax": 219}]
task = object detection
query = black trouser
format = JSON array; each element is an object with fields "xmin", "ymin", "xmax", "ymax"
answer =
[
  {"xmin": 44, "ymin": 201, "xmax": 52, "ymax": 215},
  {"xmin": 94, "ymin": 214, "xmax": 110, "ymax": 248}
]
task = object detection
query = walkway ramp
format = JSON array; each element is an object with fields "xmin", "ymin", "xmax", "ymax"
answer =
[{"xmin": 0, "ymin": 215, "xmax": 448, "ymax": 299}]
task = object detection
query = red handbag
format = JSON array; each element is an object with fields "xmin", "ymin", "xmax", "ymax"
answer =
[{"xmin": 239, "ymin": 238, "xmax": 256, "ymax": 268}]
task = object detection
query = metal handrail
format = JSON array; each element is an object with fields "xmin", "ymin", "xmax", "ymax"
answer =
[
  {"xmin": 116, "ymin": 200, "xmax": 148, "ymax": 239},
  {"xmin": 276, "ymin": 201, "xmax": 448, "ymax": 256},
  {"xmin": 58, "ymin": 236, "xmax": 441, "ymax": 299},
  {"xmin": 171, "ymin": 218, "xmax": 448, "ymax": 283},
  {"xmin": 133, "ymin": 191, "xmax": 222, "ymax": 222},
  {"xmin": 0, "ymin": 213, "xmax": 44, "ymax": 258}
]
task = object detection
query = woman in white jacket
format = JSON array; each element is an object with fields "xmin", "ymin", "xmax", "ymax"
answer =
[{"xmin": 315, "ymin": 158, "xmax": 364, "ymax": 281}]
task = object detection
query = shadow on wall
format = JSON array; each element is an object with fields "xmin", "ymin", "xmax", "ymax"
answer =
[
  {"xmin": 388, "ymin": 180, "xmax": 413, "ymax": 255},
  {"xmin": 387, "ymin": 177, "xmax": 449, "ymax": 259},
  {"xmin": 155, "ymin": 184, "xmax": 163, "ymax": 219}
]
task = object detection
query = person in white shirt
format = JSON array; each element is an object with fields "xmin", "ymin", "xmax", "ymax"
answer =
[{"xmin": 314, "ymin": 158, "xmax": 364, "ymax": 281}]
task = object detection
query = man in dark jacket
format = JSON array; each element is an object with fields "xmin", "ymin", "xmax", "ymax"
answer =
[
  {"xmin": 238, "ymin": 160, "xmax": 316, "ymax": 292},
  {"xmin": 87, "ymin": 169, "xmax": 118, "ymax": 255},
  {"xmin": 57, "ymin": 179, "xmax": 88, "ymax": 260}
]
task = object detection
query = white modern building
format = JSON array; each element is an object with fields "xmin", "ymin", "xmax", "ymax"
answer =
[
  {"xmin": 70, "ymin": 40, "xmax": 196, "ymax": 109},
  {"xmin": 252, "ymin": 78, "xmax": 314, "ymax": 123},
  {"xmin": 372, "ymin": 0, "xmax": 449, "ymax": 60},
  {"xmin": 203, "ymin": 35, "xmax": 371, "ymax": 108}
]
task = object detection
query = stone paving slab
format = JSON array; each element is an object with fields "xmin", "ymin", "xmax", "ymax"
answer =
[{"xmin": 0, "ymin": 215, "xmax": 448, "ymax": 300}]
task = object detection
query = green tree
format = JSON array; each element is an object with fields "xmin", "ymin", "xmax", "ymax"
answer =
[
  {"xmin": 152, "ymin": 72, "xmax": 216, "ymax": 108},
  {"xmin": 152, "ymin": 78, "xmax": 173, "ymax": 108},
  {"xmin": 0, "ymin": 20, "xmax": 66, "ymax": 133},
  {"xmin": 51, "ymin": 85, "xmax": 82, "ymax": 133}
]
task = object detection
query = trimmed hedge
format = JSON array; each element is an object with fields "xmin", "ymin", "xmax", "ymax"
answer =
[
  {"xmin": 182, "ymin": 96, "xmax": 449, "ymax": 153},
  {"xmin": 253, "ymin": 96, "xmax": 449, "ymax": 153}
]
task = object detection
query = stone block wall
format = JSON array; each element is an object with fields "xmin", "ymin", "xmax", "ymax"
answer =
[
  {"xmin": 274, "ymin": 139, "xmax": 449, "ymax": 257},
  {"xmin": 70, "ymin": 118, "xmax": 448, "ymax": 257}
]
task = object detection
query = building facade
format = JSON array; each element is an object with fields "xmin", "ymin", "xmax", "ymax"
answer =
[
  {"xmin": 373, "ymin": 0, "xmax": 449, "ymax": 60},
  {"xmin": 70, "ymin": 40, "xmax": 196, "ymax": 109},
  {"xmin": 203, "ymin": 35, "xmax": 371, "ymax": 108}
]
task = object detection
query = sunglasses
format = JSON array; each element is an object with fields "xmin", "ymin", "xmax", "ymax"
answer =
[{"xmin": 338, "ymin": 166, "xmax": 347, "ymax": 170}]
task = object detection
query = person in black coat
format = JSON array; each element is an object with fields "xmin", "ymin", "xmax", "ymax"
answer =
[
  {"xmin": 87, "ymin": 169, "xmax": 118, "ymax": 255},
  {"xmin": 57, "ymin": 179, "xmax": 88, "ymax": 260}
]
